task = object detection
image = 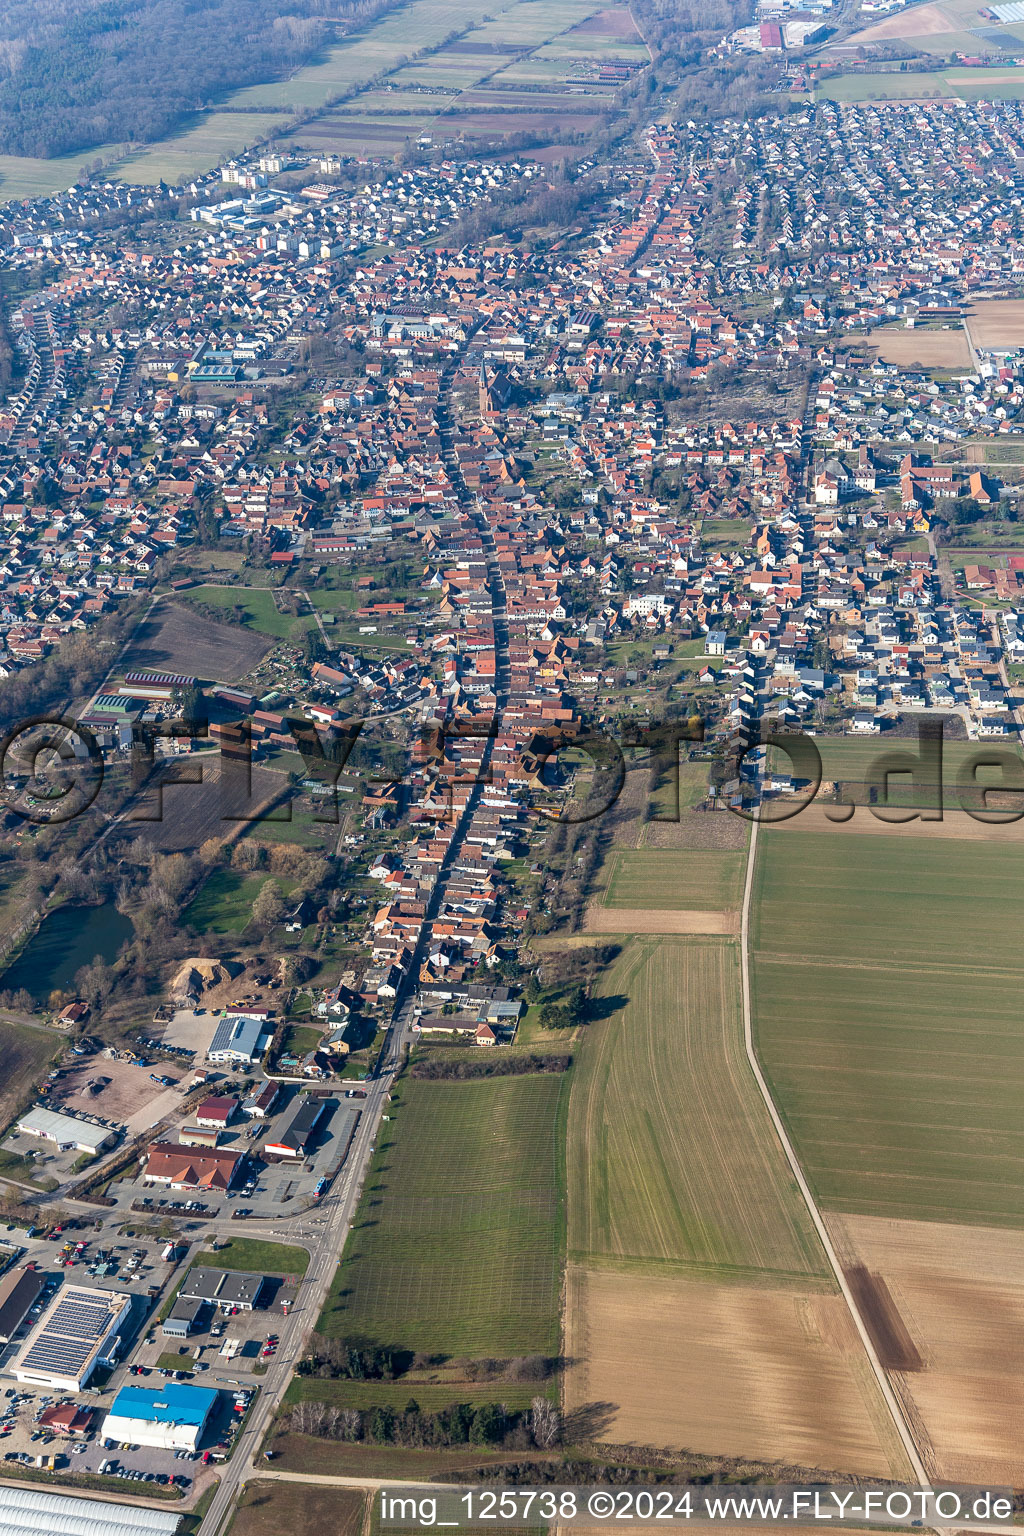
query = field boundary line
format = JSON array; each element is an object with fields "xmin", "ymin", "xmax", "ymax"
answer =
[{"xmin": 740, "ymin": 818, "xmax": 930, "ymax": 1486}]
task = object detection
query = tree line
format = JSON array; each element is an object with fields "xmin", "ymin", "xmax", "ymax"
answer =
[
  {"xmin": 410, "ymin": 1051, "xmax": 571, "ymax": 1080},
  {"xmin": 290, "ymin": 1393, "xmax": 562, "ymax": 1450}
]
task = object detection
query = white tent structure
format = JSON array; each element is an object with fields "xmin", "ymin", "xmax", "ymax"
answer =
[{"xmin": 0, "ymin": 1485, "xmax": 181, "ymax": 1536}]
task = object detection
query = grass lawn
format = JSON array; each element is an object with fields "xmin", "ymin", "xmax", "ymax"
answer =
[
  {"xmin": 700, "ymin": 518, "xmax": 751, "ymax": 549},
  {"xmin": 184, "ymin": 585, "xmax": 313, "ymax": 642},
  {"xmin": 279, "ymin": 1024, "xmax": 324, "ymax": 1056},
  {"xmin": 0, "ymin": 1147, "xmax": 58, "ymax": 1191},
  {"xmin": 231, "ymin": 1481, "xmax": 364, "ymax": 1536},
  {"xmin": 193, "ymin": 1237, "xmax": 309, "ymax": 1276},
  {"xmin": 183, "ymin": 870, "xmax": 296, "ymax": 935},
  {"xmin": 318, "ymin": 1074, "xmax": 566, "ymax": 1356},
  {"xmin": 601, "ymin": 848, "xmax": 743, "ymax": 910},
  {"xmin": 566, "ymin": 938, "xmax": 827, "ymax": 1282},
  {"xmin": 157, "ymin": 1350, "xmax": 194, "ymax": 1372},
  {"xmin": 752, "ymin": 828, "xmax": 1024, "ymax": 1226}
]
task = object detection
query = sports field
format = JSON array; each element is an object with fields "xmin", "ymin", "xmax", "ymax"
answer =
[
  {"xmin": 601, "ymin": 848, "xmax": 744, "ymax": 910},
  {"xmin": 566, "ymin": 938, "xmax": 826, "ymax": 1280},
  {"xmin": 319, "ymin": 1074, "xmax": 565, "ymax": 1356},
  {"xmin": 752, "ymin": 828, "xmax": 1024, "ymax": 1226}
]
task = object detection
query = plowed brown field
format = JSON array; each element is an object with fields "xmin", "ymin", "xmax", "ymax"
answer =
[
  {"xmin": 564, "ymin": 1265, "xmax": 907, "ymax": 1476},
  {"xmin": 827, "ymin": 1213, "xmax": 1024, "ymax": 1484}
]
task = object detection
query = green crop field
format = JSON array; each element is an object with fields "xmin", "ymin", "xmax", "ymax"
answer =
[
  {"xmin": 770, "ymin": 732, "xmax": 1018, "ymax": 811},
  {"xmin": 319, "ymin": 1074, "xmax": 566, "ymax": 1356},
  {"xmin": 566, "ymin": 938, "xmax": 827, "ymax": 1282},
  {"xmin": 0, "ymin": 146, "xmax": 124, "ymax": 202},
  {"xmin": 817, "ymin": 67, "xmax": 1024, "ymax": 105},
  {"xmin": 117, "ymin": 113, "xmax": 291, "ymax": 184},
  {"xmin": 228, "ymin": 0, "xmax": 506, "ymax": 110},
  {"xmin": 601, "ymin": 848, "xmax": 744, "ymax": 910},
  {"xmin": 752, "ymin": 828, "xmax": 1024, "ymax": 1226}
]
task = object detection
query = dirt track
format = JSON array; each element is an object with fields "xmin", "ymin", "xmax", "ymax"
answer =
[{"xmin": 583, "ymin": 902, "xmax": 738, "ymax": 934}]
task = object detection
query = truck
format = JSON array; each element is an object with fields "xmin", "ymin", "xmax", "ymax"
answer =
[{"xmin": 219, "ymin": 1337, "xmax": 241, "ymax": 1360}]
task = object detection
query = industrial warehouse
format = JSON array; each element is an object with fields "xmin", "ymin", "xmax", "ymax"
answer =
[
  {"xmin": 15, "ymin": 1106, "xmax": 116, "ymax": 1155},
  {"xmin": 101, "ymin": 1382, "xmax": 219, "ymax": 1453},
  {"xmin": 11, "ymin": 1285, "xmax": 133, "ymax": 1392}
]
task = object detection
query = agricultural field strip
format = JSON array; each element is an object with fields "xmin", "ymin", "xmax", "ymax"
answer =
[
  {"xmin": 751, "ymin": 828, "xmax": 1024, "ymax": 1225},
  {"xmin": 317, "ymin": 1074, "xmax": 564, "ymax": 1358},
  {"xmin": 600, "ymin": 848, "xmax": 744, "ymax": 911},
  {"xmin": 739, "ymin": 821, "xmax": 929, "ymax": 1483},
  {"xmin": 566, "ymin": 937, "xmax": 828, "ymax": 1280},
  {"xmin": 285, "ymin": 0, "xmax": 643, "ymax": 156}
]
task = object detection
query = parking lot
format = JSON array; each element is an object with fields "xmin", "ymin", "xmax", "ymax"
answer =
[
  {"xmin": 107, "ymin": 1089, "xmax": 358, "ymax": 1224},
  {"xmin": 0, "ymin": 1377, "xmax": 255, "ymax": 1493}
]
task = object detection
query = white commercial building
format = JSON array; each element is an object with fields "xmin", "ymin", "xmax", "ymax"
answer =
[
  {"xmin": 101, "ymin": 1382, "xmax": 218, "ymax": 1453},
  {"xmin": 206, "ymin": 1011, "xmax": 271, "ymax": 1064},
  {"xmin": 15, "ymin": 1105, "xmax": 116, "ymax": 1155},
  {"xmin": 12, "ymin": 1284, "xmax": 133, "ymax": 1392}
]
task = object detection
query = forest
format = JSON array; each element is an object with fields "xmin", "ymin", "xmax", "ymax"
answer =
[{"xmin": 0, "ymin": 0, "xmax": 392, "ymax": 159}]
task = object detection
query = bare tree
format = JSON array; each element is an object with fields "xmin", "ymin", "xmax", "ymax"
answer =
[{"xmin": 530, "ymin": 1396, "xmax": 561, "ymax": 1449}]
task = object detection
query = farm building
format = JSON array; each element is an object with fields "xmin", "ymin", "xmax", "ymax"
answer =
[
  {"xmin": 0, "ymin": 1485, "xmax": 181, "ymax": 1536},
  {"xmin": 121, "ymin": 669, "xmax": 198, "ymax": 703},
  {"xmin": 101, "ymin": 1381, "xmax": 218, "ymax": 1453},
  {"xmin": 15, "ymin": 1106, "xmax": 115, "ymax": 1155},
  {"xmin": 12, "ymin": 1285, "xmax": 132, "ymax": 1391}
]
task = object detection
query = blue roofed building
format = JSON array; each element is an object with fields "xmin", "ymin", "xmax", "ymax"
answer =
[{"xmin": 101, "ymin": 1382, "xmax": 219, "ymax": 1451}]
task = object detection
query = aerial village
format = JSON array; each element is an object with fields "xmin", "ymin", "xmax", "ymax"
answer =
[{"xmin": 0, "ymin": 98, "xmax": 1021, "ymax": 1051}]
